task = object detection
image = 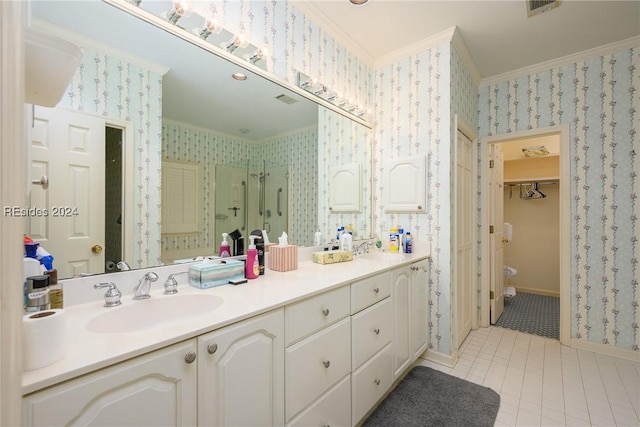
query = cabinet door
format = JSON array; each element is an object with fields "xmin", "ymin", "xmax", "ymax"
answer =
[
  {"xmin": 391, "ymin": 266, "xmax": 411, "ymax": 380},
  {"xmin": 383, "ymin": 156, "xmax": 426, "ymax": 212},
  {"xmin": 328, "ymin": 163, "xmax": 361, "ymax": 212},
  {"xmin": 23, "ymin": 340, "xmax": 197, "ymax": 427},
  {"xmin": 198, "ymin": 309, "xmax": 284, "ymax": 427},
  {"xmin": 410, "ymin": 260, "xmax": 429, "ymax": 361}
]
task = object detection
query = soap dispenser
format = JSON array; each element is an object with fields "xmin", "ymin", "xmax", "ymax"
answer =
[
  {"xmin": 218, "ymin": 233, "xmax": 231, "ymax": 258},
  {"xmin": 245, "ymin": 236, "xmax": 259, "ymax": 279}
]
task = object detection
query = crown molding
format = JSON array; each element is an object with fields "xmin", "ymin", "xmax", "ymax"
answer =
[
  {"xmin": 451, "ymin": 28, "xmax": 481, "ymax": 86},
  {"xmin": 30, "ymin": 18, "xmax": 170, "ymax": 77},
  {"xmin": 373, "ymin": 26, "xmax": 456, "ymax": 70},
  {"xmin": 479, "ymin": 35, "xmax": 640, "ymax": 88},
  {"xmin": 290, "ymin": 1, "xmax": 375, "ymax": 68}
]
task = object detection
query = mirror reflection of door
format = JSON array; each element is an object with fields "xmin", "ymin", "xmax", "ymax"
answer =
[
  {"xmin": 28, "ymin": 107, "xmax": 127, "ymax": 279},
  {"xmin": 214, "ymin": 164, "xmax": 249, "ymax": 252},
  {"xmin": 264, "ymin": 165, "xmax": 288, "ymax": 239}
]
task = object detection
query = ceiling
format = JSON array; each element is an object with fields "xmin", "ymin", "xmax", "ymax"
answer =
[{"xmin": 295, "ymin": 0, "xmax": 640, "ymax": 79}]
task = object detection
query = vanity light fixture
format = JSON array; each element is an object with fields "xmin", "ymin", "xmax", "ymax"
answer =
[
  {"xmin": 349, "ymin": 0, "xmax": 369, "ymax": 4},
  {"xmin": 194, "ymin": 15, "xmax": 223, "ymax": 40},
  {"xmin": 224, "ymin": 33, "xmax": 250, "ymax": 53},
  {"xmin": 246, "ymin": 46, "xmax": 269, "ymax": 64},
  {"xmin": 296, "ymin": 70, "xmax": 370, "ymax": 120},
  {"xmin": 232, "ymin": 72, "xmax": 248, "ymax": 81},
  {"xmin": 162, "ymin": 0, "xmax": 193, "ymax": 25},
  {"xmin": 127, "ymin": 0, "xmax": 143, "ymax": 6}
]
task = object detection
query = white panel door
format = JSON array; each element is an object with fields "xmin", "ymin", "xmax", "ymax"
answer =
[
  {"xmin": 29, "ymin": 106, "xmax": 105, "ymax": 278},
  {"xmin": 198, "ymin": 309, "xmax": 284, "ymax": 427},
  {"xmin": 490, "ymin": 144, "xmax": 505, "ymax": 324},
  {"xmin": 456, "ymin": 130, "xmax": 474, "ymax": 346}
]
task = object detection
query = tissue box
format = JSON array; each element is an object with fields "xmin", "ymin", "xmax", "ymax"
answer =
[
  {"xmin": 189, "ymin": 259, "xmax": 244, "ymax": 289},
  {"xmin": 312, "ymin": 250, "xmax": 354, "ymax": 265},
  {"xmin": 268, "ymin": 245, "xmax": 298, "ymax": 271}
]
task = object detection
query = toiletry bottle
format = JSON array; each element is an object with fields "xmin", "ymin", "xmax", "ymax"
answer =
[
  {"xmin": 251, "ymin": 230, "xmax": 265, "ymax": 275},
  {"xmin": 219, "ymin": 233, "xmax": 231, "ymax": 258},
  {"xmin": 404, "ymin": 231, "xmax": 413, "ymax": 254},
  {"xmin": 397, "ymin": 226, "xmax": 404, "ymax": 253},
  {"xmin": 389, "ymin": 227, "xmax": 399, "ymax": 253},
  {"xmin": 245, "ymin": 236, "xmax": 259, "ymax": 279}
]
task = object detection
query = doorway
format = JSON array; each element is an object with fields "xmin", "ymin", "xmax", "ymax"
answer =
[
  {"xmin": 481, "ymin": 125, "xmax": 571, "ymax": 345},
  {"xmin": 104, "ymin": 126, "xmax": 124, "ymax": 272}
]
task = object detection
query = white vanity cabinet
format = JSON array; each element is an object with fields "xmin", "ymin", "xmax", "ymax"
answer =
[
  {"xmin": 198, "ymin": 308, "xmax": 285, "ymax": 427},
  {"xmin": 391, "ymin": 259, "xmax": 429, "ymax": 381},
  {"xmin": 350, "ymin": 273, "xmax": 393, "ymax": 425},
  {"xmin": 22, "ymin": 339, "xmax": 198, "ymax": 426},
  {"xmin": 284, "ymin": 286, "xmax": 351, "ymax": 425}
]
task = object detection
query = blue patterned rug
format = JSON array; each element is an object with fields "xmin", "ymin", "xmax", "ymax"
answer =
[{"xmin": 495, "ymin": 291, "xmax": 559, "ymax": 339}]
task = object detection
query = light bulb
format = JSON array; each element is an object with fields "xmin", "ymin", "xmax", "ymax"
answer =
[
  {"xmin": 224, "ymin": 33, "xmax": 250, "ymax": 53},
  {"xmin": 194, "ymin": 16, "xmax": 223, "ymax": 39},
  {"xmin": 163, "ymin": 0, "xmax": 193, "ymax": 25},
  {"xmin": 246, "ymin": 46, "xmax": 268, "ymax": 64}
]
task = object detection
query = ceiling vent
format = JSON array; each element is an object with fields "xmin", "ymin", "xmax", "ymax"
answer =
[
  {"xmin": 527, "ymin": 0, "xmax": 560, "ymax": 17},
  {"xmin": 275, "ymin": 94, "xmax": 298, "ymax": 105}
]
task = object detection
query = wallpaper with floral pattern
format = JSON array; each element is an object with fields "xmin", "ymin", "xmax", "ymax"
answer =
[
  {"xmin": 57, "ymin": 46, "xmax": 163, "ymax": 269},
  {"xmin": 372, "ymin": 44, "xmax": 453, "ymax": 355},
  {"xmin": 478, "ymin": 47, "xmax": 639, "ymax": 352}
]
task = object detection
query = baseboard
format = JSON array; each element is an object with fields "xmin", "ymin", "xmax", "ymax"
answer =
[
  {"xmin": 570, "ymin": 338, "xmax": 640, "ymax": 362},
  {"xmin": 420, "ymin": 349, "xmax": 457, "ymax": 368},
  {"xmin": 514, "ymin": 286, "xmax": 560, "ymax": 298}
]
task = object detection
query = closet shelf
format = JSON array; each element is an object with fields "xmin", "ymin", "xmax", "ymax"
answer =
[{"xmin": 504, "ymin": 177, "xmax": 559, "ymax": 185}]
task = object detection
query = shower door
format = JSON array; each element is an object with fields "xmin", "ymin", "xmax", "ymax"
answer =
[
  {"xmin": 262, "ymin": 165, "xmax": 288, "ymax": 239},
  {"xmin": 214, "ymin": 164, "xmax": 248, "ymax": 251}
]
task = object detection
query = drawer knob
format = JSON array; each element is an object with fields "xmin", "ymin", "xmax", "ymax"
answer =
[
  {"xmin": 322, "ymin": 360, "xmax": 331, "ymax": 368},
  {"xmin": 373, "ymin": 328, "xmax": 380, "ymax": 335},
  {"xmin": 373, "ymin": 287, "xmax": 379, "ymax": 294},
  {"xmin": 322, "ymin": 308, "xmax": 330, "ymax": 317},
  {"xmin": 184, "ymin": 351, "xmax": 197, "ymax": 364},
  {"xmin": 207, "ymin": 343, "xmax": 218, "ymax": 354},
  {"xmin": 374, "ymin": 378, "xmax": 381, "ymax": 386}
]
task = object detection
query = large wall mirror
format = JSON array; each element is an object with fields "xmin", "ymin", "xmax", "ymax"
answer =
[{"xmin": 28, "ymin": 0, "xmax": 372, "ymax": 280}]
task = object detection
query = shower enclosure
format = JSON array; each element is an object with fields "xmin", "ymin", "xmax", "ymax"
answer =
[{"xmin": 214, "ymin": 161, "xmax": 288, "ymax": 253}]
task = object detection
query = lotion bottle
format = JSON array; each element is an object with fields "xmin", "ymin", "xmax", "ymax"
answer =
[
  {"xmin": 218, "ymin": 233, "xmax": 231, "ymax": 258},
  {"xmin": 245, "ymin": 236, "xmax": 259, "ymax": 279}
]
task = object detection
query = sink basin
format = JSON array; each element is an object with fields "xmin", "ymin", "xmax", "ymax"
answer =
[{"xmin": 86, "ymin": 294, "xmax": 223, "ymax": 334}]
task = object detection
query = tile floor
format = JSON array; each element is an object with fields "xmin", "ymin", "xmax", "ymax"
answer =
[{"xmin": 419, "ymin": 326, "xmax": 640, "ymax": 427}]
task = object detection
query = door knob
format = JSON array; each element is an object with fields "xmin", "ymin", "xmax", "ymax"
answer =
[{"xmin": 91, "ymin": 245, "xmax": 103, "ymax": 254}]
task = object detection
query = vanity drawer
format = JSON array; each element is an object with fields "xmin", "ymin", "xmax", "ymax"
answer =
[
  {"xmin": 285, "ymin": 317, "xmax": 351, "ymax": 422},
  {"xmin": 285, "ymin": 285, "xmax": 350, "ymax": 346},
  {"xmin": 287, "ymin": 374, "xmax": 351, "ymax": 427},
  {"xmin": 351, "ymin": 297, "xmax": 391, "ymax": 370},
  {"xmin": 351, "ymin": 344, "xmax": 392, "ymax": 426},
  {"xmin": 350, "ymin": 271, "xmax": 392, "ymax": 314}
]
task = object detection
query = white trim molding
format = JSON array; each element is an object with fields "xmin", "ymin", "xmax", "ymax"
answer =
[
  {"xmin": 290, "ymin": 1, "xmax": 375, "ymax": 67},
  {"xmin": 570, "ymin": 339, "xmax": 640, "ymax": 363},
  {"xmin": 421, "ymin": 348, "xmax": 458, "ymax": 368},
  {"xmin": 480, "ymin": 124, "xmax": 571, "ymax": 346},
  {"xmin": 480, "ymin": 35, "xmax": 640, "ymax": 88},
  {"xmin": 1, "ymin": 2, "xmax": 27, "ymax": 425},
  {"xmin": 374, "ymin": 26, "xmax": 456, "ymax": 70}
]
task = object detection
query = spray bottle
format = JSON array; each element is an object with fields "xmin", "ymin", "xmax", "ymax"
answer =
[
  {"xmin": 245, "ymin": 236, "xmax": 259, "ymax": 279},
  {"xmin": 218, "ymin": 233, "xmax": 231, "ymax": 258}
]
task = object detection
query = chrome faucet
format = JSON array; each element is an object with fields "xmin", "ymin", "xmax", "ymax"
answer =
[
  {"xmin": 163, "ymin": 271, "xmax": 188, "ymax": 295},
  {"xmin": 134, "ymin": 272, "xmax": 158, "ymax": 300},
  {"xmin": 116, "ymin": 261, "xmax": 131, "ymax": 271},
  {"xmin": 354, "ymin": 241, "xmax": 374, "ymax": 256}
]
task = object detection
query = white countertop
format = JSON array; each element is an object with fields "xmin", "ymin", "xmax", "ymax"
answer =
[{"xmin": 22, "ymin": 249, "xmax": 429, "ymax": 395}]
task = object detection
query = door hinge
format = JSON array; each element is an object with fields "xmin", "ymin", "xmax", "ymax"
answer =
[
  {"xmin": 489, "ymin": 159, "xmax": 495, "ymax": 169},
  {"xmin": 489, "ymin": 225, "xmax": 494, "ymax": 234},
  {"xmin": 490, "ymin": 291, "xmax": 495, "ymax": 300}
]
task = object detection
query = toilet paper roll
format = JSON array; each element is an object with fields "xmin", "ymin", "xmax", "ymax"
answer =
[
  {"xmin": 22, "ymin": 309, "xmax": 66, "ymax": 371},
  {"xmin": 503, "ymin": 222, "xmax": 513, "ymax": 242}
]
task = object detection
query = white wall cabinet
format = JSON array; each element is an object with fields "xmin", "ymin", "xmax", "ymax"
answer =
[
  {"xmin": 198, "ymin": 309, "xmax": 284, "ymax": 427},
  {"xmin": 22, "ymin": 339, "xmax": 198, "ymax": 426},
  {"xmin": 328, "ymin": 163, "xmax": 361, "ymax": 213},
  {"xmin": 383, "ymin": 156, "xmax": 426, "ymax": 212}
]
